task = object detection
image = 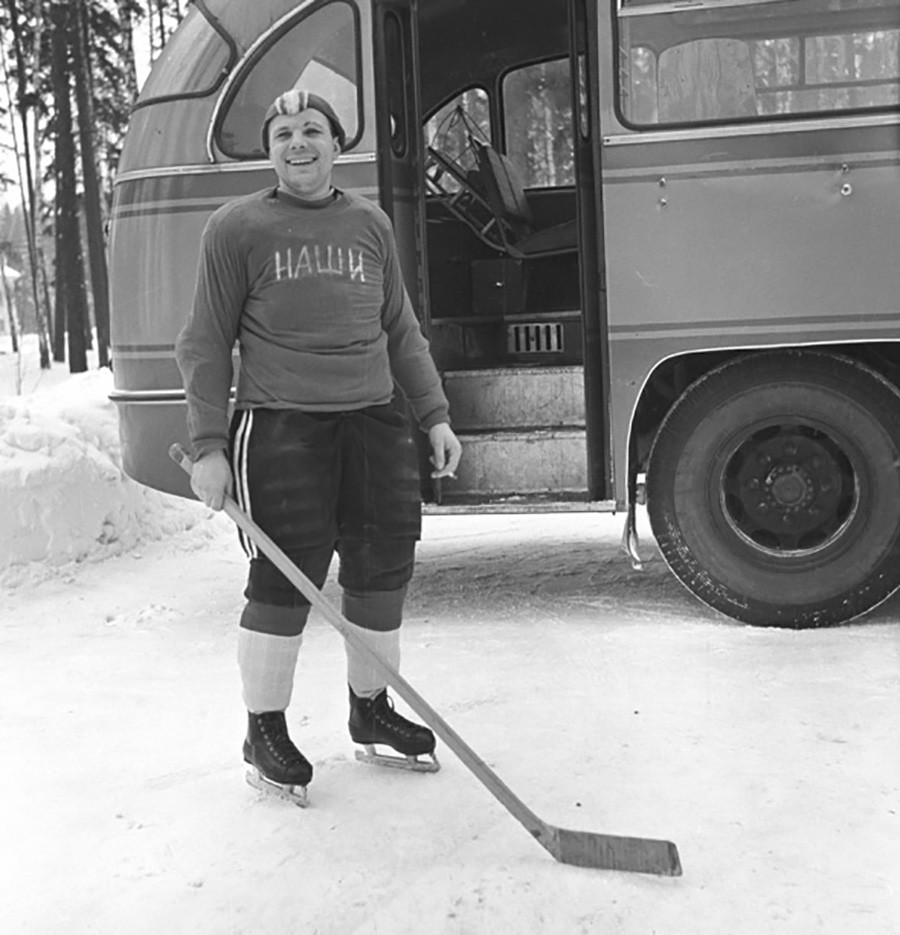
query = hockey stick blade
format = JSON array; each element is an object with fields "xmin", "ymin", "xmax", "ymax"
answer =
[
  {"xmin": 169, "ymin": 443, "xmax": 682, "ymax": 876},
  {"xmin": 542, "ymin": 826, "xmax": 681, "ymax": 875}
]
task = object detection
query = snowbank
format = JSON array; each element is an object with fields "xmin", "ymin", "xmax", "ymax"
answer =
[{"xmin": 0, "ymin": 353, "xmax": 207, "ymax": 584}]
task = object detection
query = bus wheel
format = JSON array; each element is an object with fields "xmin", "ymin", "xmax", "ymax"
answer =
[{"xmin": 646, "ymin": 351, "xmax": 900, "ymax": 627}]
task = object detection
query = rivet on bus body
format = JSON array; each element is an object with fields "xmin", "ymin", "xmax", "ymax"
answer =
[
  {"xmin": 658, "ymin": 197, "xmax": 667, "ymax": 207},
  {"xmin": 658, "ymin": 177, "xmax": 666, "ymax": 187},
  {"xmin": 840, "ymin": 183, "xmax": 853, "ymax": 197}
]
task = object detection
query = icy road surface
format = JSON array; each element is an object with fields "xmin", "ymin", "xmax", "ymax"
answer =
[{"xmin": 2, "ymin": 508, "xmax": 898, "ymax": 934}]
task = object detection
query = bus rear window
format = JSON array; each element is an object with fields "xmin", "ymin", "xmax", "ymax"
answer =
[
  {"xmin": 617, "ymin": 0, "xmax": 900, "ymax": 127},
  {"xmin": 217, "ymin": 1, "xmax": 361, "ymax": 158}
]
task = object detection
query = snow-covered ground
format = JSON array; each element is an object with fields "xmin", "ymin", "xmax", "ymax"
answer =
[{"xmin": 1, "ymin": 336, "xmax": 898, "ymax": 934}]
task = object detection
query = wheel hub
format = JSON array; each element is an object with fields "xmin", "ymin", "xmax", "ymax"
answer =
[
  {"xmin": 724, "ymin": 426, "xmax": 856, "ymax": 553},
  {"xmin": 766, "ymin": 464, "xmax": 814, "ymax": 510}
]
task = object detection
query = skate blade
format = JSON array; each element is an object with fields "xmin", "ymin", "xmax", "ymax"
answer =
[
  {"xmin": 245, "ymin": 767, "xmax": 309, "ymax": 807},
  {"xmin": 354, "ymin": 745, "xmax": 440, "ymax": 773}
]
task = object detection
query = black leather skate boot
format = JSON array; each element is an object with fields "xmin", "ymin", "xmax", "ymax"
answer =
[
  {"xmin": 243, "ymin": 711, "xmax": 312, "ymax": 801},
  {"xmin": 348, "ymin": 687, "xmax": 436, "ymax": 757}
]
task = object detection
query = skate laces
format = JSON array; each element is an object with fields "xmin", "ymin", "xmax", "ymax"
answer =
[
  {"xmin": 370, "ymin": 692, "xmax": 418, "ymax": 738},
  {"xmin": 255, "ymin": 712, "xmax": 306, "ymax": 766}
]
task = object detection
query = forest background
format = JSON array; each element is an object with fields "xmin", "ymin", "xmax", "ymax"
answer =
[{"xmin": 0, "ymin": 0, "xmax": 183, "ymax": 382}]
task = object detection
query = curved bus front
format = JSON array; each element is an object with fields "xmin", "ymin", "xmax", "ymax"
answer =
[{"xmin": 109, "ymin": 0, "xmax": 378, "ymax": 497}]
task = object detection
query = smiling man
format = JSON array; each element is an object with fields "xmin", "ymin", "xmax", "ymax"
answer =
[
  {"xmin": 175, "ymin": 89, "xmax": 461, "ymax": 806},
  {"xmin": 266, "ymin": 90, "xmax": 341, "ymax": 201}
]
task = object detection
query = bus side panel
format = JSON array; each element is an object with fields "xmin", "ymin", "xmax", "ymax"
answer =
[
  {"xmin": 110, "ymin": 168, "xmax": 277, "ymax": 384},
  {"xmin": 119, "ymin": 101, "xmax": 218, "ymax": 173},
  {"xmin": 117, "ymin": 400, "xmax": 197, "ymax": 498},
  {"xmin": 600, "ymin": 125, "xmax": 900, "ymax": 499}
]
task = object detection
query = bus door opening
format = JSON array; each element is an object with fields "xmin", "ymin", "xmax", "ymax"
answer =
[{"xmin": 417, "ymin": 0, "xmax": 606, "ymax": 507}]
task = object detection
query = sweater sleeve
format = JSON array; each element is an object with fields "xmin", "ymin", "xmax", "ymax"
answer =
[
  {"xmin": 175, "ymin": 210, "xmax": 247, "ymax": 459},
  {"xmin": 379, "ymin": 219, "xmax": 451, "ymax": 431}
]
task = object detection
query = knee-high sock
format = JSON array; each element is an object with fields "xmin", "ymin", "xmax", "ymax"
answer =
[
  {"xmin": 342, "ymin": 588, "xmax": 405, "ymax": 699},
  {"xmin": 238, "ymin": 603, "xmax": 309, "ymax": 713}
]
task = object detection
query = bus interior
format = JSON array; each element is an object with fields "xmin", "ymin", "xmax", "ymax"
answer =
[{"xmin": 414, "ymin": 0, "xmax": 601, "ymax": 508}]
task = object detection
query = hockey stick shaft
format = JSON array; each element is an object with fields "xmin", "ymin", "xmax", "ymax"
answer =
[{"xmin": 170, "ymin": 443, "xmax": 681, "ymax": 875}]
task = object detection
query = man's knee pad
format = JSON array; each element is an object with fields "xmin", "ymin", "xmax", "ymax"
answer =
[
  {"xmin": 244, "ymin": 546, "xmax": 334, "ymax": 607},
  {"xmin": 240, "ymin": 600, "xmax": 311, "ymax": 637},
  {"xmin": 337, "ymin": 537, "xmax": 416, "ymax": 593},
  {"xmin": 342, "ymin": 587, "xmax": 407, "ymax": 632}
]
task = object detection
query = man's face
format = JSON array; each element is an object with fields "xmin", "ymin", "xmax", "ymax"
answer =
[{"xmin": 268, "ymin": 109, "xmax": 340, "ymax": 200}]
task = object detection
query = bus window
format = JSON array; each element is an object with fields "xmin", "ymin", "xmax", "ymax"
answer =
[
  {"xmin": 757, "ymin": 30, "xmax": 900, "ymax": 114},
  {"xmin": 623, "ymin": 46, "xmax": 658, "ymax": 125},
  {"xmin": 658, "ymin": 39, "xmax": 757, "ymax": 123},
  {"xmin": 135, "ymin": 9, "xmax": 232, "ymax": 107},
  {"xmin": 617, "ymin": 0, "xmax": 900, "ymax": 127},
  {"xmin": 502, "ymin": 59, "xmax": 574, "ymax": 188},
  {"xmin": 216, "ymin": 1, "xmax": 361, "ymax": 158},
  {"xmin": 383, "ymin": 11, "xmax": 408, "ymax": 156}
]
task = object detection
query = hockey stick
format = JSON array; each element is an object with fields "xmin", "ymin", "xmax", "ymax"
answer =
[{"xmin": 170, "ymin": 443, "xmax": 682, "ymax": 876}]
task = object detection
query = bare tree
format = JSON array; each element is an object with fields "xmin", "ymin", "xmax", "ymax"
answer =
[
  {"xmin": 114, "ymin": 0, "xmax": 140, "ymax": 105},
  {"xmin": 0, "ymin": 246, "xmax": 21, "ymax": 353},
  {"xmin": 49, "ymin": 0, "xmax": 88, "ymax": 372},
  {"xmin": 151, "ymin": 0, "xmax": 167, "ymax": 58},
  {"xmin": 3, "ymin": 0, "xmax": 52, "ymax": 368},
  {"xmin": 73, "ymin": 0, "xmax": 110, "ymax": 367}
]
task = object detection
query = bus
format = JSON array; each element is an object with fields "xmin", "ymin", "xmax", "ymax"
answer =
[{"xmin": 108, "ymin": 0, "xmax": 900, "ymax": 628}]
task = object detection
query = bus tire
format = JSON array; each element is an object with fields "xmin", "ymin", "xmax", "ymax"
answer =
[{"xmin": 646, "ymin": 350, "xmax": 900, "ymax": 627}]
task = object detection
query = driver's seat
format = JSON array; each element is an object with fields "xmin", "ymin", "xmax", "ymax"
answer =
[{"xmin": 470, "ymin": 138, "xmax": 578, "ymax": 260}]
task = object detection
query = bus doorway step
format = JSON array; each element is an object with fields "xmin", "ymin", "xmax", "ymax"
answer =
[{"xmin": 424, "ymin": 491, "xmax": 616, "ymax": 514}]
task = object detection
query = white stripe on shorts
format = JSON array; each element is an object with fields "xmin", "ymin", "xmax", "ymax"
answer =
[{"xmin": 231, "ymin": 409, "xmax": 257, "ymax": 559}]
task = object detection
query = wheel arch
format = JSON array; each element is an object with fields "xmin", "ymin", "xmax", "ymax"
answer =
[{"xmin": 628, "ymin": 341, "xmax": 900, "ymax": 484}]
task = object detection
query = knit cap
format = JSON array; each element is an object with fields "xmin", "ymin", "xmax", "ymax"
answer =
[{"xmin": 261, "ymin": 89, "xmax": 347, "ymax": 154}]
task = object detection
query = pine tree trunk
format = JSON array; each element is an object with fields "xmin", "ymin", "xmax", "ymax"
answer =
[
  {"xmin": 4, "ymin": 0, "xmax": 52, "ymax": 368},
  {"xmin": 115, "ymin": 0, "xmax": 140, "ymax": 104},
  {"xmin": 0, "ymin": 252, "xmax": 20, "ymax": 353},
  {"xmin": 50, "ymin": 0, "xmax": 89, "ymax": 373},
  {"xmin": 73, "ymin": 0, "xmax": 110, "ymax": 368},
  {"xmin": 154, "ymin": 0, "xmax": 167, "ymax": 58},
  {"xmin": 27, "ymin": 0, "xmax": 55, "ymax": 358}
]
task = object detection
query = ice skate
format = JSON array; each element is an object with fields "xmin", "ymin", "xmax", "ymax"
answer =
[
  {"xmin": 243, "ymin": 711, "xmax": 312, "ymax": 806},
  {"xmin": 348, "ymin": 687, "xmax": 440, "ymax": 772}
]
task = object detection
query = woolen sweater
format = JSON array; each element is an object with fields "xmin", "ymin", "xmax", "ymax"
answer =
[{"xmin": 175, "ymin": 187, "xmax": 450, "ymax": 459}]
